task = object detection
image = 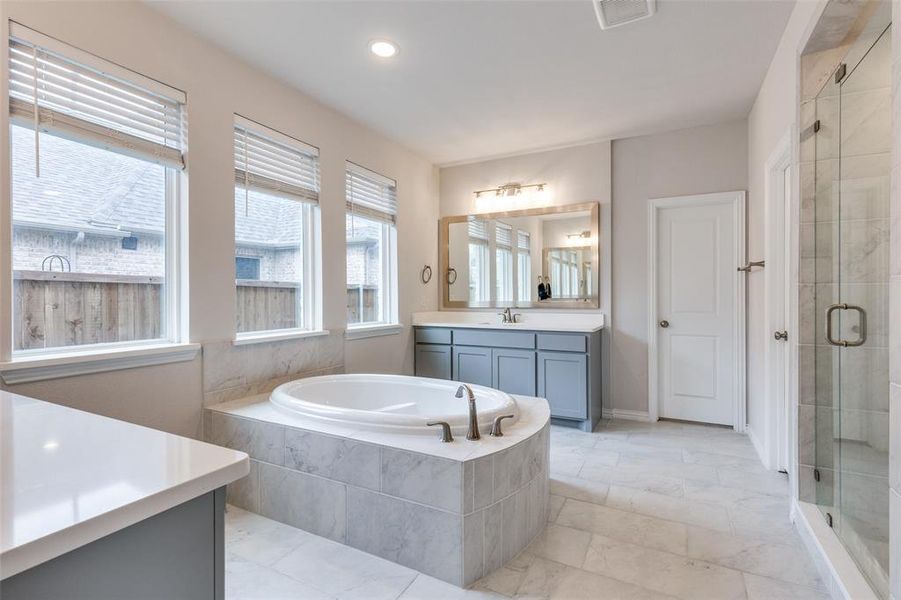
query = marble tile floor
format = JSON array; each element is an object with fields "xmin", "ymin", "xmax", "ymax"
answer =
[{"xmin": 225, "ymin": 419, "xmax": 829, "ymax": 600}]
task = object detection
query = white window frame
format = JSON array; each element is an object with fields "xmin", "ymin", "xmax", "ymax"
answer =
[
  {"xmin": 345, "ymin": 163, "xmax": 399, "ymax": 337},
  {"xmin": 0, "ymin": 25, "xmax": 196, "ymax": 384},
  {"xmin": 232, "ymin": 115, "xmax": 324, "ymax": 344}
]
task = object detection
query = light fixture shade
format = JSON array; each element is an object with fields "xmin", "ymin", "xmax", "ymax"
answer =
[{"xmin": 369, "ymin": 39, "xmax": 398, "ymax": 58}]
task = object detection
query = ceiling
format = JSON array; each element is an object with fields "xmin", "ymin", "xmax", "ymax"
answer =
[{"xmin": 149, "ymin": 0, "xmax": 795, "ymax": 166}]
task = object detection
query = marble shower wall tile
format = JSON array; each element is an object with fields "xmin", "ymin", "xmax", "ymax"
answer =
[
  {"xmin": 285, "ymin": 429, "xmax": 380, "ymax": 491},
  {"xmin": 202, "ymin": 332, "xmax": 345, "ymax": 402},
  {"xmin": 346, "ymin": 486, "xmax": 464, "ymax": 586},
  {"xmin": 259, "ymin": 463, "xmax": 347, "ymax": 543}
]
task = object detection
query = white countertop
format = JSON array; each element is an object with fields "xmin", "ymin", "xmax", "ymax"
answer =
[
  {"xmin": 0, "ymin": 392, "xmax": 249, "ymax": 579},
  {"xmin": 209, "ymin": 393, "xmax": 550, "ymax": 463},
  {"xmin": 412, "ymin": 311, "xmax": 605, "ymax": 333}
]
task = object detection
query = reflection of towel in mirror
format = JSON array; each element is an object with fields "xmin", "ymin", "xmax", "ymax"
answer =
[
  {"xmin": 545, "ymin": 282, "xmax": 552, "ymax": 298},
  {"xmin": 537, "ymin": 281, "xmax": 547, "ymax": 300}
]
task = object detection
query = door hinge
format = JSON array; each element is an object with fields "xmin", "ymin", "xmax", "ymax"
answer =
[
  {"xmin": 813, "ymin": 119, "xmax": 820, "ymax": 133},
  {"xmin": 814, "ymin": 468, "xmax": 820, "ymax": 482},
  {"xmin": 835, "ymin": 63, "xmax": 847, "ymax": 84},
  {"xmin": 826, "ymin": 512, "xmax": 833, "ymax": 528}
]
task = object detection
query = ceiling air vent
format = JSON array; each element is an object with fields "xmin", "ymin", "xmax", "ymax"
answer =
[{"xmin": 593, "ymin": 0, "xmax": 656, "ymax": 30}]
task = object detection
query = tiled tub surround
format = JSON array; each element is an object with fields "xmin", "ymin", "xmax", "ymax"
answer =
[{"xmin": 205, "ymin": 394, "xmax": 551, "ymax": 587}]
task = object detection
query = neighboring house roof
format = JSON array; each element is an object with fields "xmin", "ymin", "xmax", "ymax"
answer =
[{"xmin": 11, "ymin": 125, "xmax": 304, "ymax": 246}]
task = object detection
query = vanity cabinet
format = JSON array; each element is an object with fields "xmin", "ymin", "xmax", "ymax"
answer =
[
  {"xmin": 415, "ymin": 344, "xmax": 452, "ymax": 380},
  {"xmin": 452, "ymin": 345, "xmax": 492, "ymax": 387},
  {"xmin": 537, "ymin": 351, "xmax": 587, "ymax": 419},
  {"xmin": 492, "ymin": 348, "xmax": 537, "ymax": 396},
  {"xmin": 414, "ymin": 326, "xmax": 601, "ymax": 431}
]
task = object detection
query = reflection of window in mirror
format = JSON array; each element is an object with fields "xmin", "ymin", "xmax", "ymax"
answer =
[
  {"xmin": 495, "ymin": 222, "xmax": 513, "ymax": 303},
  {"xmin": 517, "ymin": 230, "xmax": 531, "ymax": 302},
  {"xmin": 468, "ymin": 219, "xmax": 490, "ymax": 303}
]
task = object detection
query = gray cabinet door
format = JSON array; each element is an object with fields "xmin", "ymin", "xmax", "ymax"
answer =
[
  {"xmin": 492, "ymin": 348, "xmax": 536, "ymax": 396},
  {"xmin": 415, "ymin": 344, "xmax": 452, "ymax": 380},
  {"xmin": 537, "ymin": 351, "xmax": 588, "ymax": 420},
  {"xmin": 453, "ymin": 345, "xmax": 492, "ymax": 387}
]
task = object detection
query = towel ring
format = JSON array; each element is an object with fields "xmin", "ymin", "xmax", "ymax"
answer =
[{"xmin": 421, "ymin": 265, "xmax": 432, "ymax": 284}]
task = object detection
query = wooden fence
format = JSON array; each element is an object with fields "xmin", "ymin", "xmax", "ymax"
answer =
[
  {"xmin": 14, "ymin": 271, "xmax": 380, "ymax": 351},
  {"xmin": 14, "ymin": 270, "xmax": 163, "ymax": 350}
]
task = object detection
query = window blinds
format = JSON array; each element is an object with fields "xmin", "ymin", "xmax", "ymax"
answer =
[
  {"xmin": 8, "ymin": 27, "xmax": 185, "ymax": 170},
  {"xmin": 517, "ymin": 230, "xmax": 531, "ymax": 250},
  {"xmin": 234, "ymin": 116, "xmax": 320, "ymax": 204},
  {"xmin": 495, "ymin": 223, "xmax": 513, "ymax": 248},
  {"xmin": 346, "ymin": 162, "xmax": 397, "ymax": 224},
  {"xmin": 468, "ymin": 218, "xmax": 489, "ymax": 241}
]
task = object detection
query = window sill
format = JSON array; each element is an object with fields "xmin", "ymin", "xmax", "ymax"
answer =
[
  {"xmin": 233, "ymin": 329, "xmax": 330, "ymax": 346},
  {"xmin": 0, "ymin": 342, "xmax": 201, "ymax": 385},
  {"xmin": 345, "ymin": 323, "xmax": 404, "ymax": 340}
]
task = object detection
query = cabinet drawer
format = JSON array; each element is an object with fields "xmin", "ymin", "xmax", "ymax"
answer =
[
  {"xmin": 414, "ymin": 327, "xmax": 452, "ymax": 345},
  {"xmin": 537, "ymin": 333, "xmax": 587, "ymax": 353},
  {"xmin": 452, "ymin": 329, "xmax": 535, "ymax": 349}
]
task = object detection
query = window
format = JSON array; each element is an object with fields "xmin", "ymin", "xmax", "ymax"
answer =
[
  {"xmin": 234, "ymin": 116, "xmax": 321, "ymax": 336},
  {"xmin": 495, "ymin": 222, "xmax": 513, "ymax": 303},
  {"xmin": 467, "ymin": 218, "xmax": 490, "ymax": 303},
  {"xmin": 517, "ymin": 230, "xmax": 531, "ymax": 302},
  {"xmin": 346, "ymin": 163, "xmax": 397, "ymax": 327},
  {"xmin": 8, "ymin": 26, "xmax": 186, "ymax": 354},
  {"xmin": 235, "ymin": 257, "xmax": 261, "ymax": 280}
]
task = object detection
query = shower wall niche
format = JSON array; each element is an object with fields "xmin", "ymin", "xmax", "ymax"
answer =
[{"xmin": 798, "ymin": 5, "xmax": 892, "ymax": 597}]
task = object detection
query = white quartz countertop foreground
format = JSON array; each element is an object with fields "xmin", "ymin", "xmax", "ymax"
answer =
[
  {"xmin": 0, "ymin": 391, "xmax": 249, "ymax": 579},
  {"xmin": 412, "ymin": 311, "xmax": 605, "ymax": 333}
]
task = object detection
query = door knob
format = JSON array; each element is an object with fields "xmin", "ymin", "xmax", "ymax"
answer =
[
  {"xmin": 774, "ymin": 330, "xmax": 788, "ymax": 341},
  {"xmin": 659, "ymin": 320, "xmax": 669, "ymax": 328}
]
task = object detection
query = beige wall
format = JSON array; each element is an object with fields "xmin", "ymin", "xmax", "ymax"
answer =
[
  {"xmin": 745, "ymin": 0, "xmax": 825, "ymax": 453},
  {"xmin": 0, "ymin": 2, "xmax": 439, "ymax": 437},
  {"xmin": 611, "ymin": 120, "xmax": 748, "ymax": 414}
]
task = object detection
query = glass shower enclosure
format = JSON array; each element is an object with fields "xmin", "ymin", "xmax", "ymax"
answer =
[{"xmin": 810, "ymin": 17, "xmax": 892, "ymax": 598}]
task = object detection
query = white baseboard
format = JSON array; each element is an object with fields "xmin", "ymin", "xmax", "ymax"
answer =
[
  {"xmin": 746, "ymin": 425, "xmax": 769, "ymax": 470},
  {"xmin": 792, "ymin": 500, "xmax": 878, "ymax": 600},
  {"xmin": 602, "ymin": 408, "xmax": 652, "ymax": 422}
]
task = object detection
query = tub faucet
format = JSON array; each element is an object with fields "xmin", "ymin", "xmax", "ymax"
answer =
[{"xmin": 455, "ymin": 384, "xmax": 481, "ymax": 440}]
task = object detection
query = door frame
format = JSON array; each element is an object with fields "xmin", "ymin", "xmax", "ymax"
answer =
[
  {"xmin": 764, "ymin": 130, "xmax": 793, "ymax": 471},
  {"xmin": 647, "ymin": 191, "xmax": 747, "ymax": 431}
]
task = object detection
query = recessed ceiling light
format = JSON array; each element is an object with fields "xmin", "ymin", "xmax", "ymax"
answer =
[{"xmin": 369, "ymin": 40, "xmax": 398, "ymax": 58}]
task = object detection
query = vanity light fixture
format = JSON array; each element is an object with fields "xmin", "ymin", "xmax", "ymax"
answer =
[
  {"xmin": 473, "ymin": 182, "xmax": 546, "ymax": 199},
  {"xmin": 567, "ymin": 230, "xmax": 592, "ymax": 240},
  {"xmin": 369, "ymin": 39, "xmax": 399, "ymax": 58}
]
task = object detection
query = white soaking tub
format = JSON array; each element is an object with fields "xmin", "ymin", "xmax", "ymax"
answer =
[{"xmin": 270, "ymin": 373, "xmax": 519, "ymax": 435}]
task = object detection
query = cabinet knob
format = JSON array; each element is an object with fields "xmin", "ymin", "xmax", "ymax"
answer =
[{"xmin": 659, "ymin": 320, "xmax": 670, "ymax": 328}]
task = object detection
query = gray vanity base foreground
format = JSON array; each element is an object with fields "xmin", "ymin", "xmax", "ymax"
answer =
[
  {"xmin": 1, "ymin": 488, "xmax": 226, "ymax": 600},
  {"xmin": 206, "ymin": 409, "xmax": 550, "ymax": 587}
]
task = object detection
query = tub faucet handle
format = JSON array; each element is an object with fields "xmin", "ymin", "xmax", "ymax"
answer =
[
  {"xmin": 490, "ymin": 414, "xmax": 516, "ymax": 437},
  {"xmin": 426, "ymin": 421, "xmax": 454, "ymax": 442}
]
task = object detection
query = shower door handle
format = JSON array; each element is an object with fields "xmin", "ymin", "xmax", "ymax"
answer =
[{"xmin": 825, "ymin": 303, "xmax": 867, "ymax": 347}]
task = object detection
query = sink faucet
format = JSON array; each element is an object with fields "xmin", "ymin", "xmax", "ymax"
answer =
[
  {"xmin": 498, "ymin": 307, "xmax": 520, "ymax": 324},
  {"xmin": 455, "ymin": 384, "xmax": 481, "ymax": 440}
]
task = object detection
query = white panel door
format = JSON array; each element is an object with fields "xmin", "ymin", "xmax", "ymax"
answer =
[{"xmin": 657, "ymin": 202, "xmax": 735, "ymax": 425}]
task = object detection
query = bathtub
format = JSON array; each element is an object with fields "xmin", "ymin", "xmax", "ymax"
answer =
[{"xmin": 270, "ymin": 373, "xmax": 519, "ymax": 435}]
